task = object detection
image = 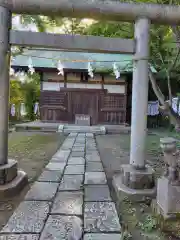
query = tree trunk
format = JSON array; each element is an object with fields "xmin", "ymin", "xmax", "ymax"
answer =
[
  {"xmin": 148, "ymin": 68, "xmax": 180, "ymax": 130},
  {"xmin": 147, "ymin": 24, "xmax": 180, "ymax": 130}
]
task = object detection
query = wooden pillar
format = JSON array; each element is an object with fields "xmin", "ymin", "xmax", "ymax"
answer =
[
  {"xmin": 64, "ymin": 72, "xmax": 67, "ymax": 88},
  {"xmin": 80, "ymin": 72, "xmax": 84, "ymax": 82},
  {"xmin": 0, "ymin": 6, "xmax": 11, "ymax": 165},
  {"xmin": 39, "ymin": 71, "xmax": 43, "ymax": 91},
  {"xmin": 84, "ymin": 72, "xmax": 88, "ymax": 82},
  {"xmin": 101, "ymin": 74, "xmax": 104, "ymax": 89},
  {"xmin": 39, "ymin": 71, "xmax": 43, "ymax": 121}
]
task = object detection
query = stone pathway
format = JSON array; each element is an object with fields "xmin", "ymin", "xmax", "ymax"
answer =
[{"xmin": 0, "ymin": 133, "xmax": 121, "ymax": 240}]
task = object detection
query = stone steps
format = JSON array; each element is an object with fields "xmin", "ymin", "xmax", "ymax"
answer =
[{"xmin": 58, "ymin": 125, "xmax": 106, "ymax": 135}]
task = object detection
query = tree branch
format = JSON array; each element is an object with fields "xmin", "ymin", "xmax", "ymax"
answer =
[{"xmin": 148, "ymin": 67, "xmax": 165, "ymax": 105}]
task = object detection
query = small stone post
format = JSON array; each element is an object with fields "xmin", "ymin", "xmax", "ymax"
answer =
[{"xmin": 0, "ymin": 6, "xmax": 27, "ymax": 197}]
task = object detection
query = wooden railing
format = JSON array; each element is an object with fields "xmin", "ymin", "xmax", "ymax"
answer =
[
  {"xmin": 40, "ymin": 105, "xmax": 67, "ymax": 122},
  {"xmin": 99, "ymin": 93, "xmax": 127, "ymax": 124}
]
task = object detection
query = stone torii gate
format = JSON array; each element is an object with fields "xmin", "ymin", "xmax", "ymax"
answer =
[{"xmin": 0, "ymin": 0, "xmax": 180, "ymax": 200}]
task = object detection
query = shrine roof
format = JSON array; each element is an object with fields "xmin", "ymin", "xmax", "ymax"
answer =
[{"xmin": 12, "ymin": 49, "xmax": 156, "ymax": 73}]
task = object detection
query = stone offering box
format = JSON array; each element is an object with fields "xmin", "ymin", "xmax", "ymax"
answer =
[{"xmin": 75, "ymin": 114, "xmax": 90, "ymax": 126}]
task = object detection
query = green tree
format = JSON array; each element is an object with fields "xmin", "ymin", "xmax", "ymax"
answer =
[
  {"xmin": 10, "ymin": 80, "xmax": 23, "ymax": 105},
  {"xmin": 21, "ymin": 73, "xmax": 40, "ymax": 121},
  {"xmin": 82, "ymin": 0, "xmax": 180, "ymax": 129}
]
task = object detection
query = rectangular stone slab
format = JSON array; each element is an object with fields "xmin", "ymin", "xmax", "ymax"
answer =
[
  {"xmin": 77, "ymin": 133, "xmax": 86, "ymax": 137},
  {"xmin": 0, "ymin": 234, "xmax": 39, "ymax": 240},
  {"xmin": 84, "ymin": 202, "xmax": 121, "ymax": 233},
  {"xmin": 69, "ymin": 133, "xmax": 78, "ymax": 137},
  {"xmin": 86, "ymin": 133, "xmax": 94, "ymax": 137},
  {"xmin": 85, "ymin": 185, "xmax": 111, "ymax": 202},
  {"xmin": 64, "ymin": 165, "xmax": 85, "ymax": 175},
  {"xmin": 72, "ymin": 147, "xmax": 85, "ymax": 152},
  {"xmin": 38, "ymin": 170, "xmax": 62, "ymax": 182},
  {"xmin": 76, "ymin": 139, "xmax": 85, "ymax": 142},
  {"xmin": 40, "ymin": 215, "xmax": 82, "ymax": 240},
  {"xmin": 86, "ymin": 162, "xmax": 103, "ymax": 172},
  {"xmin": 25, "ymin": 182, "xmax": 58, "ymax": 201},
  {"xmin": 59, "ymin": 175, "xmax": 83, "ymax": 191},
  {"xmin": 86, "ymin": 155, "xmax": 101, "ymax": 162},
  {"xmin": 51, "ymin": 191, "xmax": 83, "ymax": 215},
  {"xmin": 84, "ymin": 233, "xmax": 122, "ymax": 240},
  {"xmin": 2, "ymin": 201, "xmax": 50, "ymax": 233},
  {"xmin": 52, "ymin": 150, "xmax": 70, "ymax": 159},
  {"xmin": 45, "ymin": 162, "xmax": 66, "ymax": 172},
  {"xmin": 68, "ymin": 157, "xmax": 85, "ymax": 165},
  {"xmin": 84, "ymin": 172, "xmax": 107, "ymax": 185},
  {"xmin": 50, "ymin": 157, "xmax": 68, "ymax": 163},
  {"xmin": 70, "ymin": 152, "xmax": 85, "ymax": 157},
  {"xmin": 61, "ymin": 145, "xmax": 74, "ymax": 150},
  {"xmin": 63, "ymin": 140, "xmax": 75, "ymax": 144},
  {"xmin": 73, "ymin": 144, "xmax": 85, "ymax": 148}
]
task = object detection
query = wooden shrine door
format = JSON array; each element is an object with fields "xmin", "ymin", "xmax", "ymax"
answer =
[{"xmin": 67, "ymin": 89, "xmax": 99, "ymax": 125}]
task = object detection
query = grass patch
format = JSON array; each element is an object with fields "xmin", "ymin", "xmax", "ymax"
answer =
[{"xmin": 8, "ymin": 132, "xmax": 65, "ymax": 182}]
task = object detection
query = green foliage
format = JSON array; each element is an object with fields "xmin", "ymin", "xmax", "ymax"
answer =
[
  {"xmin": 10, "ymin": 80, "xmax": 23, "ymax": 105},
  {"xmin": 10, "ymin": 73, "xmax": 40, "ymax": 121},
  {"xmin": 21, "ymin": 73, "xmax": 40, "ymax": 121},
  {"xmin": 138, "ymin": 215, "xmax": 158, "ymax": 233}
]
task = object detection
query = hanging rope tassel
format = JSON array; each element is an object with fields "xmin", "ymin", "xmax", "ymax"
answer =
[
  {"xmin": 28, "ymin": 57, "xmax": 35, "ymax": 75},
  {"xmin": 88, "ymin": 62, "xmax": 94, "ymax": 78},
  {"xmin": 57, "ymin": 60, "xmax": 64, "ymax": 76},
  {"xmin": 113, "ymin": 62, "xmax": 120, "ymax": 79}
]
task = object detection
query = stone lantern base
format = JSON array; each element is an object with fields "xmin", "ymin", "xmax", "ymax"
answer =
[
  {"xmin": 156, "ymin": 176, "xmax": 180, "ymax": 219},
  {"xmin": 156, "ymin": 137, "xmax": 180, "ymax": 219},
  {"xmin": 0, "ymin": 159, "xmax": 28, "ymax": 198},
  {"xmin": 113, "ymin": 164, "xmax": 156, "ymax": 202}
]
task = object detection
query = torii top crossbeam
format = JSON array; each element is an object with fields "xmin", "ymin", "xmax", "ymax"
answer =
[{"xmin": 1, "ymin": 0, "xmax": 180, "ymax": 25}]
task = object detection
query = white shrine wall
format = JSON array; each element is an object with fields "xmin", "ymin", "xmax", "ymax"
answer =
[{"xmin": 42, "ymin": 72, "xmax": 126, "ymax": 94}]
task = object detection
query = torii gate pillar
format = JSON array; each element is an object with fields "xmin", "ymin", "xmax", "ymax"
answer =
[
  {"xmin": 113, "ymin": 18, "xmax": 155, "ymax": 200},
  {"xmin": 0, "ymin": 6, "xmax": 27, "ymax": 197},
  {"xmin": 130, "ymin": 18, "xmax": 150, "ymax": 169}
]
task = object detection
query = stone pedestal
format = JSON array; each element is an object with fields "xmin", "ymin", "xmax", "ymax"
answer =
[
  {"xmin": 157, "ymin": 176, "xmax": 180, "ymax": 218},
  {"xmin": 156, "ymin": 137, "xmax": 180, "ymax": 219},
  {"xmin": 113, "ymin": 165, "xmax": 156, "ymax": 202},
  {"xmin": 121, "ymin": 164, "xmax": 154, "ymax": 189},
  {"xmin": 0, "ymin": 159, "xmax": 28, "ymax": 198}
]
